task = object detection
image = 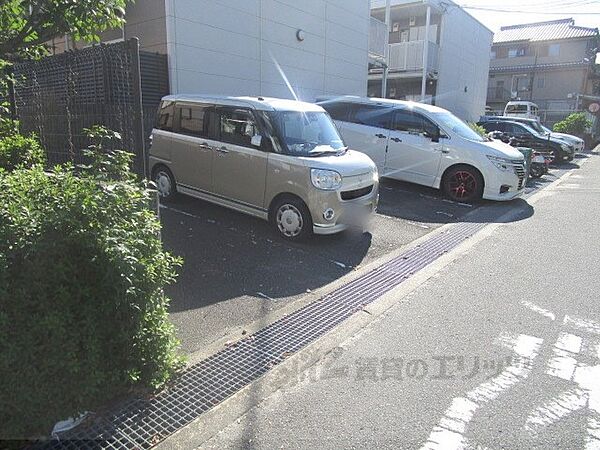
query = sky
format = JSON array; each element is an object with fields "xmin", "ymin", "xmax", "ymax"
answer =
[{"xmin": 454, "ymin": 0, "xmax": 600, "ymax": 33}]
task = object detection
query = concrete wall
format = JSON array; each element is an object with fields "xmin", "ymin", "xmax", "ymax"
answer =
[
  {"xmin": 164, "ymin": 0, "xmax": 369, "ymax": 101},
  {"xmin": 435, "ymin": 7, "xmax": 493, "ymax": 122}
]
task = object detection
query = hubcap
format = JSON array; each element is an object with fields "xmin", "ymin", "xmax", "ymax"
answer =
[
  {"xmin": 277, "ymin": 204, "xmax": 303, "ymax": 237},
  {"xmin": 448, "ymin": 171, "xmax": 477, "ymax": 200},
  {"xmin": 155, "ymin": 171, "xmax": 172, "ymax": 197}
]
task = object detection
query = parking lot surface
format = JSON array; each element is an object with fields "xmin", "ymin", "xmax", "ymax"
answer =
[{"xmin": 161, "ymin": 162, "xmax": 577, "ymax": 355}]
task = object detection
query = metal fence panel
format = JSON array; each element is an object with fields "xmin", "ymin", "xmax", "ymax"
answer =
[{"xmin": 11, "ymin": 39, "xmax": 168, "ymax": 177}]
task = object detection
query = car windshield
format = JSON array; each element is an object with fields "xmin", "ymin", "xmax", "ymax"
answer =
[
  {"xmin": 432, "ymin": 112, "xmax": 485, "ymax": 142},
  {"xmin": 524, "ymin": 120, "xmax": 546, "ymax": 135},
  {"xmin": 264, "ymin": 111, "xmax": 346, "ymax": 157}
]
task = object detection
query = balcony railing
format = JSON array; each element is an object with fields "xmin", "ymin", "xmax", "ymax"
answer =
[
  {"xmin": 369, "ymin": 17, "xmax": 388, "ymax": 58},
  {"xmin": 388, "ymin": 41, "xmax": 439, "ymax": 72}
]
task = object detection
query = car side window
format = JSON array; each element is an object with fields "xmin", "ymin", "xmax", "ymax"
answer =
[
  {"xmin": 177, "ymin": 104, "xmax": 214, "ymax": 139},
  {"xmin": 393, "ymin": 109, "xmax": 423, "ymax": 133},
  {"xmin": 157, "ymin": 101, "xmax": 174, "ymax": 131},
  {"xmin": 321, "ymin": 102, "xmax": 352, "ymax": 122},
  {"xmin": 348, "ymin": 105, "xmax": 392, "ymax": 129},
  {"xmin": 485, "ymin": 122, "xmax": 505, "ymax": 132},
  {"xmin": 219, "ymin": 107, "xmax": 258, "ymax": 148}
]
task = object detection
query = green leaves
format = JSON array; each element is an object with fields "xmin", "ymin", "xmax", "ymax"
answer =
[
  {"xmin": 0, "ymin": 128, "xmax": 184, "ymax": 438},
  {"xmin": 553, "ymin": 112, "xmax": 592, "ymax": 137},
  {"xmin": 0, "ymin": 132, "xmax": 45, "ymax": 171},
  {"xmin": 0, "ymin": 0, "xmax": 131, "ymax": 60}
]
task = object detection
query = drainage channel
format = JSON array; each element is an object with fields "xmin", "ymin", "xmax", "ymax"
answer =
[
  {"xmin": 38, "ymin": 164, "xmax": 572, "ymax": 449},
  {"xmin": 38, "ymin": 222, "xmax": 486, "ymax": 450}
]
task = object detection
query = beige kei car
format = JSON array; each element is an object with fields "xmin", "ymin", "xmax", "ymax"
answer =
[{"xmin": 149, "ymin": 95, "xmax": 379, "ymax": 240}]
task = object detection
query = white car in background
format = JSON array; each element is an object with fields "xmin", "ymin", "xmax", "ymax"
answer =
[{"xmin": 318, "ymin": 96, "xmax": 526, "ymax": 203}]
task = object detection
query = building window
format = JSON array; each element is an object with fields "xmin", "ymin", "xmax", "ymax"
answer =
[
  {"xmin": 491, "ymin": 49, "xmax": 497, "ymax": 59},
  {"xmin": 549, "ymin": 44, "xmax": 560, "ymax": 56},
  {"xmin": 537, "ymin": 77, "xmax": 545, "ymax": 89},
  {"xmin": 508, "ymin": 46, "xmax": 526, "ymax": 58}
]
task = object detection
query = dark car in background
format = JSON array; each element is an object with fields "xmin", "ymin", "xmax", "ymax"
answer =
[{"xmin": 478, "ymin": 120, "xmax": 575, "ymax": 163}]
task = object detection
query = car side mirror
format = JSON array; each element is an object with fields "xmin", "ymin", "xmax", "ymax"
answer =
[
  {"xmin": 424, "ymin": 127, "xmax": 440, "ymax": 143},
  {"xmin": 251, "ymin": 134, "xmax": 263, "ymax": 148}
]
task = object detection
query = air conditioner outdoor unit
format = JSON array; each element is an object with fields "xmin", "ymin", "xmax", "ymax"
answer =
[{"xmin": 409, "ymin": 16, "xmax": 416, "ymax": 26}]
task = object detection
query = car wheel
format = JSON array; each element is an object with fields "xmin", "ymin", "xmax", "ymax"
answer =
[
  {"xmin": 442, "ymin": 166, "xmax": 483, "ymax": 203},
  {"xmin": 552, "ymin": 149, "xmax": 563, "ymax": 164},
  {"xmin": 152, "ymin": 166, "xmax": 177, "ymax": 202},
  {"xmin": 529, "ymin": 165, "xmax": 543, "ymax": 178},
  {"xmin": 271, "ymin": 197, "xmax": 313, "ymax": 241}
]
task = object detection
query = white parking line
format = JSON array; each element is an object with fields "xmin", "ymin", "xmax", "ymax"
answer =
[
  {"xmin": 525, "ymin": 388, "xmax": 588, "ymax": 434},
  {"xmin": 564, "ymin": 316, "xmax": 600, "ymax": 335},
  {"xmin": 520, "ymin": 300, "xmax": 556, "ymax": 321},
  {"xmin": 421, "ymin": 334, "xmax": 543, "ymax": 450}
]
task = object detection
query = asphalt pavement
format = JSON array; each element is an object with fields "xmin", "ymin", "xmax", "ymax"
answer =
[
  {"xmin": 161, "ymin": 177, "xmax": 489, "ymax": 354},
  {"xmin": 197, "ymin": 152, "xmax": 600, "ymax": 449}
]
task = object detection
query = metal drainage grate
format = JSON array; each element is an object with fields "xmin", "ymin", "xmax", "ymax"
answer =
[{"xmin": 38, "ymin": 220, "xmax": 487, "ymax": 449}]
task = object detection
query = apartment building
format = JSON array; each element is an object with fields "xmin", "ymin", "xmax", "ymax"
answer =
[
  {"xmin": 487, "ymin": 18, "xmax": 599, "ymax": 124},
  {"xmin": 58, "ymin": 0, "xmax": 371, "ymax": 101},
  {"xmin": 369, "ymin": 0, "xmax": 493, "ymax": 121}
]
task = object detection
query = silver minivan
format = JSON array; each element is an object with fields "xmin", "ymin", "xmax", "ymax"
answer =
[{"xmin": 150, "ymin": 95, "xmax": 379, "ymax": 240}]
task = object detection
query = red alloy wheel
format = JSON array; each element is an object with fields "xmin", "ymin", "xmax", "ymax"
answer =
[{"xmin": 447, "ymin": 171, "xmax": 478, "ymax": 200}]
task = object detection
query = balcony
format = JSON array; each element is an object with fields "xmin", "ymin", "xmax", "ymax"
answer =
[
  {"xmin": 388, "ymin": 40, "xmax": 439, "ymax": 72},
  {"xmin": 369, "ymin": 17, "xmax": 388, "ymax": 59}
]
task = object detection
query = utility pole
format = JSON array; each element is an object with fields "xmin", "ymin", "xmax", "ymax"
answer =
[
  {"xmin": 382, "ymin": 0, "xmax": 392, "ymax": 98},
  {"xmin": 421, "ymin": 3, "xmax": 431, "ymax": 102}
]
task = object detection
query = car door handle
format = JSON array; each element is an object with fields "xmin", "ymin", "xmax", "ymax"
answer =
[
  {"xmin": 216, "ymin": 146, "xmax": 229, "ymax": 154},
  {"xmin": 438, "ymin": 149, "xmax": 450, "ymax": 154},
  {"xmin": 391, "ymin": 137, "xmax": 402, "ymax": 143},
  {"xmin": 375, "ymin": 133, "xmax": 387, "ymax": 139}
]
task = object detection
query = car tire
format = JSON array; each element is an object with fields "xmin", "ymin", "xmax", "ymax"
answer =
[
  {"xmin": 442, "ymin": 165, "xmax": 484, "ymax": 203},
  {"xmin": 552, "ymin": 149, "xmax": 564, "ymax": 164},
  {"xmin": 271, "ymin": 196, "xmax": 313, "ymax": 241},
  {"xmin": 152, "ymin": 165, "xmax": 177, "ymax": 202},
  {"xmin": 529, "ymin": 165, "xmax": 544, "ymax": 179}
]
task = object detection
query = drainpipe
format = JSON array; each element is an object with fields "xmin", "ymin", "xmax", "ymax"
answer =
[
  {"xmin": 421, "ymin": 4, "xmax": 431, "ymax": 102},
  {"xmin": 382, "ymin": 0, "xmax": 391, "ymax": 98}
]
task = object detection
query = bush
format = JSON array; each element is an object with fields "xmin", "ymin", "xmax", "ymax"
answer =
[
  {"xmin": 0, "ymin": 128, "xmax": 183, "ymax": 439},
  {"xmin": 468, "ymin": 122, "xmax": 488, "ymax": 137},
  {"xmin": 0, "ymin": 132, "xmax": 46, "ymax": 171},
  {"xmin": 553, "ymin": 112, "xmax": 592, "ymax": 136}
]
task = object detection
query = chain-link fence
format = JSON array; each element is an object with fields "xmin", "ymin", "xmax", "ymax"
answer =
[{"xmin": 9, "ymin": 38, "xmax": 168, "ymax": 177}]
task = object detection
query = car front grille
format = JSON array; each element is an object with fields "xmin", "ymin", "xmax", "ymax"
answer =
[
  {"xmin": 341, "ymin": 185, "xmax": 374, "ymax": 201},
  {"xmin": 512, "ymin": 161, "xmax": 526, "ymax": 189}
]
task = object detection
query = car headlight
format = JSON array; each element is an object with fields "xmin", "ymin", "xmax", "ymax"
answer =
[
  {"xmin": 487, "ymin": 155, "xmax": 513, "ymax": 171},
  {"xmin": 311, "ymin": 169, "xmax": 342, "ymax": 190}
]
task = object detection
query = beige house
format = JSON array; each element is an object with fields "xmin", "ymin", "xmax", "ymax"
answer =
[{"xmin": 487, "ymin": 18, "xmax": 599, "ymax": 125}]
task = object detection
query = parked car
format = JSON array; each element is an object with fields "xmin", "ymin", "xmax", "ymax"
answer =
[
  {"xmin": 318, "ymin": 96, "xmax": 526, "ymax": 203},
  {"xmin": 478, "ymin": 119, "xmax": 574, "ymax": 162},
  {"xmin": 540, "ymin": 125, "xmax": 585, "ymax": 153},
  {"xmin": 479, "ymin": 115, "xmax": 584, "ymax": 154},
  {"xmin": 504, "ymin": 101, "xmax": 540, "ymax": 120},
  {"xmin": 150, "ymin": 95, "xmax": 379, "ymax": 240}
]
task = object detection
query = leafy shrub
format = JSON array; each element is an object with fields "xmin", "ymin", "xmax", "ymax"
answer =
[
  {"xmin": 0, "ymin": 132, "xmax": 45, "ymax": 171},
  {"xmin": 468, "ymin": 122, "xmax": 488, "ymax": 137},
  {"xmin": 0, "ymin": 128, "xmax": 183, "ymax": 438},
  {"xmin": 553, "ymin": 112, "xmax": 592, "ymax": 136}
]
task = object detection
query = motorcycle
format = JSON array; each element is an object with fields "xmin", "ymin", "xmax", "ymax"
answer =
[{"xmin": 487, "ymin": 131, "xmax": 553, "ymax": 179}]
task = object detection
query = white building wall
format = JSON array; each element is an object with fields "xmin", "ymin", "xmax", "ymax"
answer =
[
  {"xmin": 164, "ymin": 0, "xmax": 369, "ymax": 101},
  {"xmin": 435, "ymin": 6, "xmax": 493, "ymax": 121}
]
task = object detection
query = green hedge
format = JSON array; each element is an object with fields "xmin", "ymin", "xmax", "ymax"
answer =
[
  {"xmin": 553, "ymin": 112, "xmax": 591, "ymax": 137},
  {"xmin": 0, "ymin": 129, "xmax": 183, "ymax": 438},
  {"xmin": 0, "ymin": 132, "xmax": 45, "ymax": 171}
]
